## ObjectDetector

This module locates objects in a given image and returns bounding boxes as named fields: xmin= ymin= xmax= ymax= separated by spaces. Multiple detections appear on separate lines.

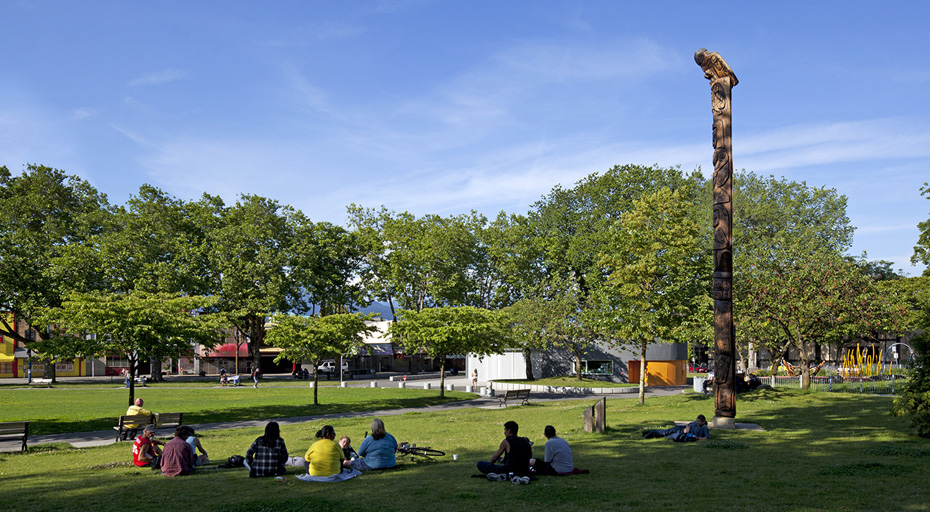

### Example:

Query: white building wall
xmin=467 ymin=350 xmax=526 ymax=381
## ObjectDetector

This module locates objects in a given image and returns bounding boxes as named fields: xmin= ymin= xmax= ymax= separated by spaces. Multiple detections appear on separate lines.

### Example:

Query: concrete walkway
xmin=1 ymin=376 xmax=688 ymax=452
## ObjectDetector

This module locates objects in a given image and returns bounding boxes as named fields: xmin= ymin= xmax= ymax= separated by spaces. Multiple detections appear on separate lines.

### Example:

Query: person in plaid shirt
xmin=246 ymin=421 xmax=288 ymax=478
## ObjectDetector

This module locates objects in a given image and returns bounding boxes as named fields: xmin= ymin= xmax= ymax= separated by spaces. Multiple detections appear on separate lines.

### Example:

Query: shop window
xmin=581 ymin=360 xmax=613 ymax=375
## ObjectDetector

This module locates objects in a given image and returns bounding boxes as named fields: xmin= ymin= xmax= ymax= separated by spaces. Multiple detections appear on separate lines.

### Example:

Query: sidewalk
xmin=0 ymin=379 xmax=687 ymax=452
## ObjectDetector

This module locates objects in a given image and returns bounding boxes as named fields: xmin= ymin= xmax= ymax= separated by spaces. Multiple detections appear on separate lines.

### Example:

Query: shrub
xmin=892 ymin=331 xmax=930 ymax=437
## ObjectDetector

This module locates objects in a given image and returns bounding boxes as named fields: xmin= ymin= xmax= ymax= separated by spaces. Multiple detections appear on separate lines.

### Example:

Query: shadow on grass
xmin=26 ymin=394 xmax=477 ymax=435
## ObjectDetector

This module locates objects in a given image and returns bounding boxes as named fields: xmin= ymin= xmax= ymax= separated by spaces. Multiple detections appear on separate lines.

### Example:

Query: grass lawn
xmin=2 ymin=388 xmax=928 ymax=512
xmin=495 ymin=376 xmax=638 ymax=388
xmin=0 ymin=387 xmax=475 ymax=435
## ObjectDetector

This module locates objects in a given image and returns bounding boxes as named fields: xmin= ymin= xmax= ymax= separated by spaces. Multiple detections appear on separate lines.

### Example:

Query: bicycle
xmin=396 ymin=441 xmax=445 ymax=462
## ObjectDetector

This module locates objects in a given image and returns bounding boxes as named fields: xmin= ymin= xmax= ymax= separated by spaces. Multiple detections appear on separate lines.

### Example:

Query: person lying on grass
xmin=477 ymin=420 xmax=532 ymax=480
xmin=642 ymin=414 xmax=710 ymax=442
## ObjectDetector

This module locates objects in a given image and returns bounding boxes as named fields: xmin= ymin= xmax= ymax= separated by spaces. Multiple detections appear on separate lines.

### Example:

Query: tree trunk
xmin=149 ymin=355 xmax=162 ymax=382
xmin=439 ymin=356 xmax=446 ymax=398
xmin=639 ymin=341 xmax=646 ymax=404
xmin=127 ymin=355 xmax=138 ymax=406
xmin=248 ymin=316 xmax=264 ymax=375
xmin=574 ymin=349 xmax=583 ymax=381
xmin=799 ymin=341 xmax=813 ymax=390
xmin=523 ymin=348 xmax=535 ymax=381
xmin=41 ymin=356 xmax=57 ymax=382
xmin=312 ymin=364 xmax=320 ymax=406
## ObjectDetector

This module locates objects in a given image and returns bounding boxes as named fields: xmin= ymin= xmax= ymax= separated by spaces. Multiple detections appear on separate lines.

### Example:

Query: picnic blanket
xmin=296 ymin=469 xmax=362 ymax=482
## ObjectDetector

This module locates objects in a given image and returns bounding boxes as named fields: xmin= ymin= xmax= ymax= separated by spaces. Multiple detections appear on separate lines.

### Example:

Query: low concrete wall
xmin=490 ymin=381 xmax=638 ymax=395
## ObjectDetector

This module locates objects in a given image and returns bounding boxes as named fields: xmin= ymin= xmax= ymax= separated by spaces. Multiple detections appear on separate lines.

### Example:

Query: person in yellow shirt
xmin=124 ymin=398 xmax=155 ymax=440
xmin=304 ymin=425 xmax=344 ymax=477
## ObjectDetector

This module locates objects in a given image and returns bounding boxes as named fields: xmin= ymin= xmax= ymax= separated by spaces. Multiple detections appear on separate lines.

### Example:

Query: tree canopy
xmin=266 ymin=313 xmax=376 ymax=405
xmin=389 ymin=306 xmax=510 ymax=396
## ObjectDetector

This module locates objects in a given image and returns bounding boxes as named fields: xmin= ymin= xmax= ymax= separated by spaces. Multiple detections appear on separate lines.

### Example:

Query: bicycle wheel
xmin=410 ymin=447 xmax=445 ymax=457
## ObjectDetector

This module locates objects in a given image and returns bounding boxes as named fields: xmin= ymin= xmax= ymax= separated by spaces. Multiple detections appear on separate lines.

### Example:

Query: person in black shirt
xmin=477 ymin=420 xmax=532 ymax=481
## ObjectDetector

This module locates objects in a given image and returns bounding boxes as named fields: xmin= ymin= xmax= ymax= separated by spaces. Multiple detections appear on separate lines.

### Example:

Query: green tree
xmin=912 ymin=182 xmax=930 ymax=272
xmin=43 ymin=291 xmax=219 ymax=404
xmin=58 ymin=185 xmax=214 ymax=380
xmin=291 ymin=218 xmax=367 ymax=317
xmin=740 ymin=251 xmax=907 ymax=388
xmin=524 ymin=165 xmax=708 ymax=382
xmin=201 ymin=194 xmax=297 ymax=371
xmin=388 ymin=306 xmax=510 ymax=397
xmin=733 ymin=172 xmax=856 ymax=375
xmin=0 ymin=164 xmax=109 ymax=381
xmin=594 ymin=187 xmax=709 ymax=403
xmin=265 ymin=313 xmax=376 ymax=405
xmin=505 ymin=275 xmax=600 ymax=381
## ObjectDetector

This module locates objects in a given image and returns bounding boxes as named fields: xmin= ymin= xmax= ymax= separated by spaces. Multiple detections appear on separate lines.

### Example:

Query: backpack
xmin=223 ymin=455 xmax=246 ymax=468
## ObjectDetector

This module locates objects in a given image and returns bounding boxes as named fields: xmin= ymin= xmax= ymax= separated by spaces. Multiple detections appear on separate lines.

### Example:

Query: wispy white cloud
xmin=72 ymin=107 xmax=95 ymax=120
xmin=128 ymin=69 xmax=188 ymax=87
xmin=736 ymin=119 xmax=930 ymax=172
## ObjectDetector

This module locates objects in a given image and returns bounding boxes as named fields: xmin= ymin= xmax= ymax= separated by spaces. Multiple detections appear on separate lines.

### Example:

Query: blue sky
xmin=2 ymin=1 xmax=928 ymax=275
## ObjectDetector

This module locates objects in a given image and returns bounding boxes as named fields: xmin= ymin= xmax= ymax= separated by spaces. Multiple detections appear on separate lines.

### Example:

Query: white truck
xmin=317 ymin=361 xmax=349 ymax=374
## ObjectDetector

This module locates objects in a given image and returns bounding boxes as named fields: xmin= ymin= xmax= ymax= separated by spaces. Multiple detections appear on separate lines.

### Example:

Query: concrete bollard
xmin=340 ymin=381 xmax=347 ymax=388
xmin=309 ymin=382 xmax=314 ymax=388
xmin=446 ymin=383 xmax=454 ymax=392
xmin=398 ymin=381 xmax=406 ymax=389
xmin=466 ymin=385 xmax=474 ymax=393
xmin=370 ymin=381 xmax=377 ymax=388
xmin=423 ymin=382 xmax=431 ymax=390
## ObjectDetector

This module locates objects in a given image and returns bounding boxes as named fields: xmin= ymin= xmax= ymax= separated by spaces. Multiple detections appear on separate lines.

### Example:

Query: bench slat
xmin=0 ymin=421 xmax=29 ymax=451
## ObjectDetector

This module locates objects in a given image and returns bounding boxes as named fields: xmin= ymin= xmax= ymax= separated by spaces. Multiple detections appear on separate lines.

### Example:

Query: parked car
xmin=689 ymin=363 xmax=709 ymax=374
xmin=317 ymin=361 xmax=349 ymax=374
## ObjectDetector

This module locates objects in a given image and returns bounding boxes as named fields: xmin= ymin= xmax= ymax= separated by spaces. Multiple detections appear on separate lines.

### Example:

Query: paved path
xmin=1 ymin=376 xmax=688 ymax=452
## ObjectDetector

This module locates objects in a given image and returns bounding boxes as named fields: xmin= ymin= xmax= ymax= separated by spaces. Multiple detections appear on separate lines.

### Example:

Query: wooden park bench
xmin=114 ymin=412 xmax=184 ymax=442
xmin=29 ymin=378 xmax=53 ymax=387
xmin=498 ymin=389 xmax=530 ymax=407
xmin=0 ymin=421 xmax=30 ymax=451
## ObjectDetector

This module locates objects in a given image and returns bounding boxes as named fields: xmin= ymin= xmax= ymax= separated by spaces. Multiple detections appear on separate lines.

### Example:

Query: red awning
xmin=204 ymin=343 xmax=249 ymax=357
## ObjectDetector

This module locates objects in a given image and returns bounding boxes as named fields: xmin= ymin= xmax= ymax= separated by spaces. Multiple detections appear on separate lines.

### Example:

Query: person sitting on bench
xmin=124 ymin=398 xmax=154 ymax=440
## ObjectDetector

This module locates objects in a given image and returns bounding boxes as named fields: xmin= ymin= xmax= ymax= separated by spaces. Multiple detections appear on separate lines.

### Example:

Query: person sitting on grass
xmin=132 ymin=424 xmax=163 ymax=468
xmin=642 ymin=414 xmax=711 ymax=442
xmin=338 ymin=435 xmax=358 ymax=465
xmin=305 ymin=425 xmax=344 ymax=477
xmin=529 ymin=425 xmax=573 ymax=475
xmin=179 ymin=426 xmax=209 ymax=467
xmin=477 ymin=420 xmax=533 ymax=482
xmin=349 ymin=418 xmax=397 ymax=471
xmin=160 ymin=425 xmax=195 ymax=477
xmin=245 ymin=421 xmax=289 ymax=478
xmin=124 ymin=398 xmax=154 ymax=440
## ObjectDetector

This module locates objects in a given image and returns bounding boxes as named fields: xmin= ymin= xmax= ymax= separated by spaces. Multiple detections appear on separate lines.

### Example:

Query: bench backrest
xmin=507 ymin=389 xmax=530 ymax=397
xmin=158 ymin=413 xmax=183 ymax=425
xmin=0 ymin=421 xmax=29 ymax=435
xmin=119 ymin=414 xmax=153 ymax=426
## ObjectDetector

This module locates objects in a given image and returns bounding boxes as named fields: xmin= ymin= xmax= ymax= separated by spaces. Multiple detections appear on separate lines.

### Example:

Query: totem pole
xmin=695 ymin=48 xmax=738 ymax=427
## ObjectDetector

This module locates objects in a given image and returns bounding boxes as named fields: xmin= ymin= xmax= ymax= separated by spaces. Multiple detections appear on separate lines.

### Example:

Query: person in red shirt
xmin=132 ymin=425 xmax=163 ymax=467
